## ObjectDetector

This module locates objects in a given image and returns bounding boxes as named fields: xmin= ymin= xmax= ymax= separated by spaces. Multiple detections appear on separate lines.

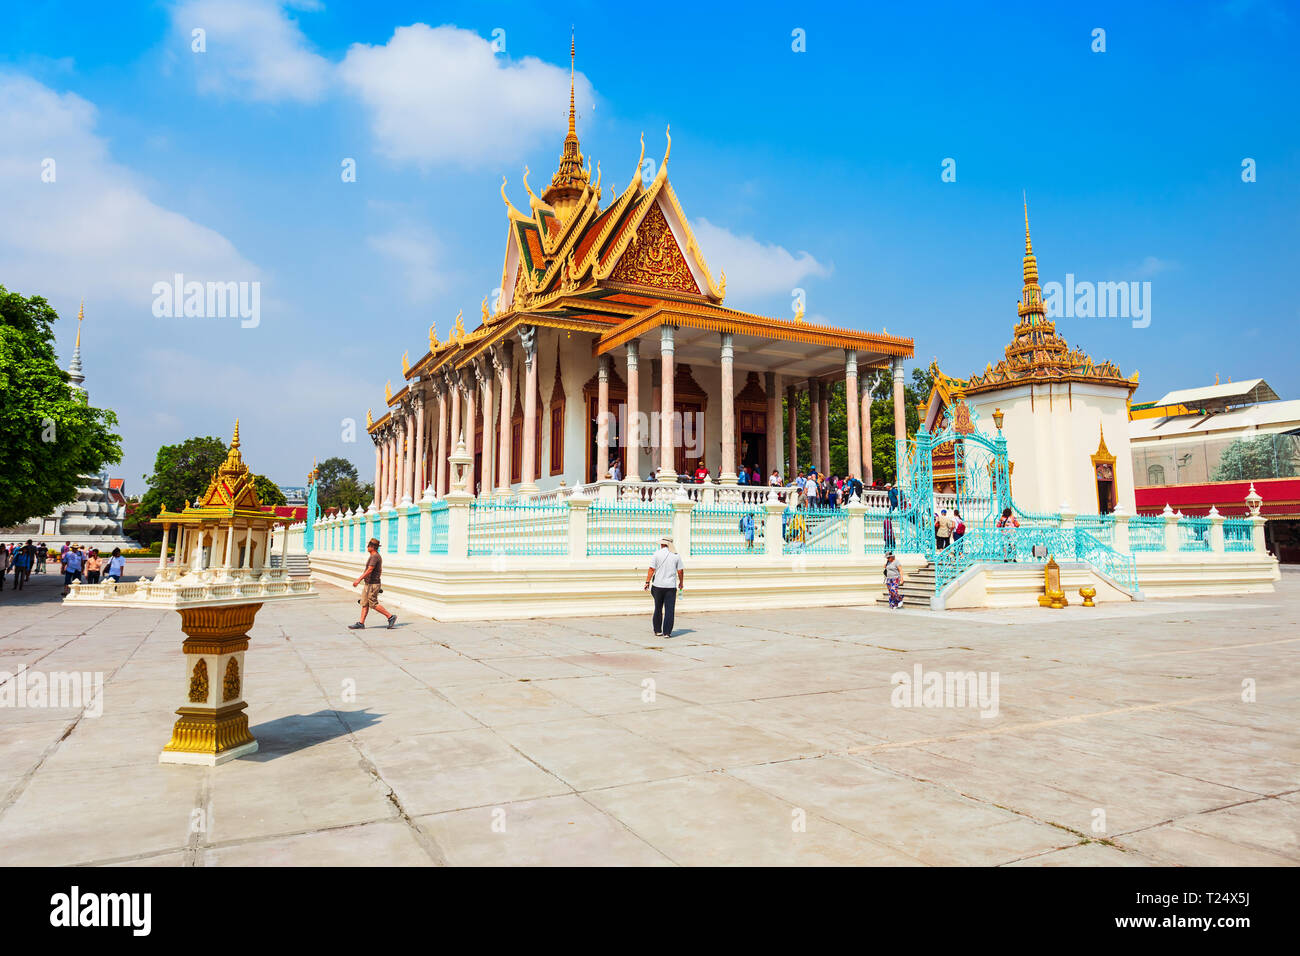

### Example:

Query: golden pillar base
xmin=160 ymin=603 xmax=263 ymax=766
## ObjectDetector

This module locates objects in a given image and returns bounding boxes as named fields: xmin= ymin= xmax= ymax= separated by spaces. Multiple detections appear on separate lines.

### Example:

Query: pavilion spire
xmin=1018 ymin=195 xmax=1044 ymax=324
xmin=542 ymin=30 xmax=590 ymax=220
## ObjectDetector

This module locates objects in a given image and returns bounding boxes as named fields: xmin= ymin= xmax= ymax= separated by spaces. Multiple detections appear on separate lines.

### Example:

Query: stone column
xmin=786 ymin=383 xmax=799 ymax=478
xmin=372 ymin=439 xmax=382 ymax=509
xmin=625 ymin=340 xmax=640 ymax=482
xmin=597 ymin=353 xmax=611 ymax=480
xmin=436 ymin=386 xmax=449 ymax=497
xmin=766 ymin=371 xmax=781 ymax=482
xmin=222 ymin=524 xmax=235 ymax=569
xmin=496 ymin=343 xmax=513 ymax=493
xmin=448 ymin=376 xmax=462 ymax=459
xmin=659 ymin=324 xmax=675 ymax=480
xmin=892 ymin=357 xmax=906 ymax=447
xmin=462 ymin=379 xmax=477 ymax=496
xmin=808 ymin=379 xmax=822 ymax=474
xmin=845 ymin=351 xmax=862 ymax=482
xmin=861 ymin=375 xmax=874 ymax=486
xmin=820 ymin=381 xmax=831 ymax=475
xmin=520 ymin=326 xmax=539 ymax=494
xmin=477 ymin=360 xmax=495 ymax=499
xmin=413 ymin=389 xmax=427 ymax=497
xmin=241 ymin=525 xmax=252 ymax=567
xmin=401 ymin=411 xmax=414 ymax=504
xmin=719 ymin=332 xmax=737 ymax=483
xmin=387 ymin=431 xmax=397 ymax=506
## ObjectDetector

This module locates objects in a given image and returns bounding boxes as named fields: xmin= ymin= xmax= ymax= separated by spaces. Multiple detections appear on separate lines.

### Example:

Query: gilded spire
xmin=542 ymin=31 xmax=590 ymax=219
xmin=231 ymin=418 xmax=241 ymax=450
xmin=1017 ymin=195 xmax=1043 ymax=323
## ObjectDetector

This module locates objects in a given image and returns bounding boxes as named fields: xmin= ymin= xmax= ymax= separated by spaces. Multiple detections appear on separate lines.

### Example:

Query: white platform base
xmin=159 ymin=740 xmax=258 ymax=766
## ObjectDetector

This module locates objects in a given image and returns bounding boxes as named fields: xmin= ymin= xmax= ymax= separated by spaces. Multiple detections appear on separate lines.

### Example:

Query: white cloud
xmin=1135 ymin=255 xmax=1179 ymax=278
xmin=0 ymin=73 xmax=259 ymax=311
xmin=366 ymin=227 xmax=443 ymax=303
xmin=338 ymin=24 xmax=594 ymax=168
xmin=691 ymin=217 xmax=831 ymax=300
xmin=170 ymin=0 xmax=331 ymax=103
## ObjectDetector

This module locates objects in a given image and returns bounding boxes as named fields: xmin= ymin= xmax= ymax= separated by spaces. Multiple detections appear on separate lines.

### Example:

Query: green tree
xmin=137 ymin=436 xmax=229 ymax=519
xmin=253 ymin=474 xmax=287 ymax=506
xmin=314 ymin=456 xmax=373 ymax=512
xmin=0 ymin=286 xmax=122 ymax=527
xmin=1212 ymin=435 xmax=1298 ymax=482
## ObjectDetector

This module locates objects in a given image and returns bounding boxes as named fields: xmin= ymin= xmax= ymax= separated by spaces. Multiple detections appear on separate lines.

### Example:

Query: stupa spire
xmin=67 ymin=298 xmax=86 ymax=390
xmin=1017 ymin=195 xmax=1044 ymax=323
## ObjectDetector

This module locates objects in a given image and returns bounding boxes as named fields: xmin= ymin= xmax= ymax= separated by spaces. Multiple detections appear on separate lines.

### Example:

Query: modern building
xmin=1129 ymin=378 xmax=1300 ymax=560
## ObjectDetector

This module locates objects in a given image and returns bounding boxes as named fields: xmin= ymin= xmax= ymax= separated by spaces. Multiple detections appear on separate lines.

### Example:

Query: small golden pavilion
xmin=365 ymin=40 xmax=916 ymax=504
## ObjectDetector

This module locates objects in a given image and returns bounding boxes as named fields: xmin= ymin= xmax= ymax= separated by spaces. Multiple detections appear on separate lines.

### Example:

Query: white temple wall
xmin=966 ymin=381 xmax=1136 ymax=516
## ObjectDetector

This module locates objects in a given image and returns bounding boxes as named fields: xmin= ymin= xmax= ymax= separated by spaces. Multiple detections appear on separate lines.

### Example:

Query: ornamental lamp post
xmin=63 ymin=422 xmax=317 ymax=766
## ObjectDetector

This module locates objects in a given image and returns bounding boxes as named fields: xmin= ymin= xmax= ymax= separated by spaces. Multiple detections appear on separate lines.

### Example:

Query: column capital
xmin=660 ymin=323 xmax=675 ymax=349
xmin=626 ymin=337 xmax=639 ymax=368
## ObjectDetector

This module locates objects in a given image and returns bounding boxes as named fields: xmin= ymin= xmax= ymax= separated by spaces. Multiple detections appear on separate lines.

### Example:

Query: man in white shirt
xmin=643 ymin=536 xmax=685 ymax=637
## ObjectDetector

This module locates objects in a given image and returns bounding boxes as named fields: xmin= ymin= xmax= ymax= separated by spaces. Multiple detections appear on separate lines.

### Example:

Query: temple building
xmin=1 ymin=302 xmax=140 ymax=548
xmin=365 ymin=45 xmax=914 ymax=502
xmin=923 ymin=204 xmax=1140 ymax=517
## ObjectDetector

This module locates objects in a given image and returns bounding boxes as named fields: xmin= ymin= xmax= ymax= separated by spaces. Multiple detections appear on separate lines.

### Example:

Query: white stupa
xmin=1 ymin=301 xmax=140 ymax=548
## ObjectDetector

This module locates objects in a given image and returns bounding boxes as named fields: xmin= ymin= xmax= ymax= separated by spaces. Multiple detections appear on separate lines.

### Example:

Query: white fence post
xmin=763 ymin=494 xmax=785 ymax=557
xmin=567 ymin=488 xmax=592 ymax=559
xmin=672 ymin=491 xmax=694 ymax=555
xmin=845 ymin=497 xmax=867 ymax=554
xmin=1208 ymin=506 xmax=1225 ymax=553
xmin=1111 ymin=504 xmax=1130 ymax=552
xmin=1162 ymin=504 xmax=1180 ymax=553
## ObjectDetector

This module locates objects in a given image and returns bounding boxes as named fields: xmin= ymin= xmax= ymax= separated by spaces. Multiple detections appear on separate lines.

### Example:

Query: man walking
xmin=349 ymin=537 xmax=397 ymax=629
xmin=644 ymin=535 xmax=684 ymax=638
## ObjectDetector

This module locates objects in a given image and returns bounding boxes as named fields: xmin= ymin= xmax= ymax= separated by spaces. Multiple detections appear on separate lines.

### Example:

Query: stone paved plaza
xmin=1 ymin=561 xmax=1297 ymax=866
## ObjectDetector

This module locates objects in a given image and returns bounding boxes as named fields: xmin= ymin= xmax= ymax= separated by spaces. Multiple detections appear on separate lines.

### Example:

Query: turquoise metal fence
xmin=783 ymin=506 xmax=848 ymax=555
xmin=691 ymin=504 xmax=763 ymax=555
xmin=468 ymin=499 xmax=568 ymax=556
xmin=428 ymin=502 xmax=449 ymax=554
xmin=864 ymin=508 xmax=895 ymax=555
xmin=386 ymin=513 xmax=398 ymax=552
xmin=370 ymin=517 xmax=380 ymax=547
xmin=1223 ymin=518 xmax=1254 ymax=552
xmin=1129 ymin=515 xmax=1165 ymax=552
xmin=348 ymin=521 xmax=354 ymax=551
xmin=588 ymin=502 xmax=672 ymax=556
xmin=1075 ymin=529 xmax=1139 ymax=593
xmin=1178 ymin=517 xmax=1211 ymax=552
xmin=1075 ymin=514 xmax=1114 ymax=544
xmin=932 ymin=526 xmax=1077 ymax=593
xmin=406 ymin=507 xmax=420 ymax=554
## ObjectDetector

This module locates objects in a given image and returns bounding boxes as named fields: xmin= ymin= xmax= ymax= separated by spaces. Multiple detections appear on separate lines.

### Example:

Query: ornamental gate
xmin=894 ymin=402 xmax=1011 ymax=561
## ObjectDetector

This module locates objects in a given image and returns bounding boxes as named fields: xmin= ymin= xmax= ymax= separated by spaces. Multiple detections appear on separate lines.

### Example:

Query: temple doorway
xmin=736 ymin=373 xmax=768 ymax=478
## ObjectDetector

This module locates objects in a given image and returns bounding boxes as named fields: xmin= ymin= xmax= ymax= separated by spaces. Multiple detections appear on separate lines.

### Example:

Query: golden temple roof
xmin=959 ymin=200 xmax=1137 ymax=396
xmin=153 ymin=421 xmax=281 ymax=525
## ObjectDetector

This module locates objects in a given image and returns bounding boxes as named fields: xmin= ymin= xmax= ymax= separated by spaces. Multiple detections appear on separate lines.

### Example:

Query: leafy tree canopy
xmin=0 ymin=286 xmax=122 ymax=527
xmin=315 ymin=456 xmax=373 ymax=512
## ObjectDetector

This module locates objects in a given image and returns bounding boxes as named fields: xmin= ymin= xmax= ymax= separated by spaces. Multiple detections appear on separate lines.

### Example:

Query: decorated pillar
xmin=436 ymin=385 xmax=449 ymax=497
xmin=372 ymin=437 xmax=382 ymax=509
xmin=845 ymin=350 xmax=862 ymax=482
xmin=476 ymin=358 xmax=495 ymax=498
xmin=520 ymin=325 xmax=539 ymax=493
xmin=786 ymin=383 xmax=799 ymax=477
xmin=659 ymin=324 xmax=675 ymax=480
xmin=495 ymin=343 xmax=513 ymax=492
xmin=157 ymin=523 xmax=171 ymax=572
xmin=808 ymin=379 xmax=822 ymax=474
xmin=461 ymin=374 xmax=477 ymax=495
xmin=766 ymin=371 xmax=781 ymax=482
xmin=401 ymin=410 xmax=414 ymax=504
xmin=413 ymin=389 xmax=427 ymax=497
xmin=597 ymin=354 xmax=612 ymax=479
xmin=719 ymin=332 xmax=737 ymax=483
xmin=819 ymin=380 xmax=831 ymax=475
xmin=625 ymin=340 xmax=640 ymax=482
xmin=448 ymin=373 xmax=462 ymax=470
xmin=861 ymin=375 xmax=874 ymax=486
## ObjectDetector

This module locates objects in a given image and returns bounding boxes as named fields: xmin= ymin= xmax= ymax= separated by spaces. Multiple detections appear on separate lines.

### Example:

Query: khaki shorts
xmin=360 ymin=582 xmax=382 ymax=609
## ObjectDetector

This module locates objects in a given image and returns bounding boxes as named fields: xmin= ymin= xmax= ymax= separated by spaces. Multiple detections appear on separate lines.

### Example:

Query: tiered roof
xmin=960 ymin=202 xmax=1138 ymax=396
xmin=154 ymin=422 xmax=280 ymax=526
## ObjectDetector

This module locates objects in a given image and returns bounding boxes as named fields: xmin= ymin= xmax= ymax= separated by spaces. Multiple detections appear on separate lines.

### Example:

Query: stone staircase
xmin=881 ymin=561 xmax=934 ymax=608
xmin=271 ymin=553 xmax=312 ymax=576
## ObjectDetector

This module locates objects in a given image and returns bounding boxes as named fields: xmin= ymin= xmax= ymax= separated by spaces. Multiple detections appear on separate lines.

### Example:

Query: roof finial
xmin=76 ymin=298 xmax=84 ymax=350
xmin=67 ymin=298 xmax=86 ymax=390
xmin=232 ymin=418 xmax=241 ymax=449
xmin=569 ymin=29 xmax=576 ymax=138
xmin=1023 ymin=190 xmax=1032 ymax=255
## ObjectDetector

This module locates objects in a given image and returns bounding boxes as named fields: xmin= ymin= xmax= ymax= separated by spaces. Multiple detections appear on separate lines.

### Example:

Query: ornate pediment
xmin=608 ymin=202 xmax=700 ymax=294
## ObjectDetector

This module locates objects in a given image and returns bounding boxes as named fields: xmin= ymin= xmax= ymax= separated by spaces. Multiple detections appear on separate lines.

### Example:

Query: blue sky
xmin=2 ymin=0 xmax=1297 ymax=486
